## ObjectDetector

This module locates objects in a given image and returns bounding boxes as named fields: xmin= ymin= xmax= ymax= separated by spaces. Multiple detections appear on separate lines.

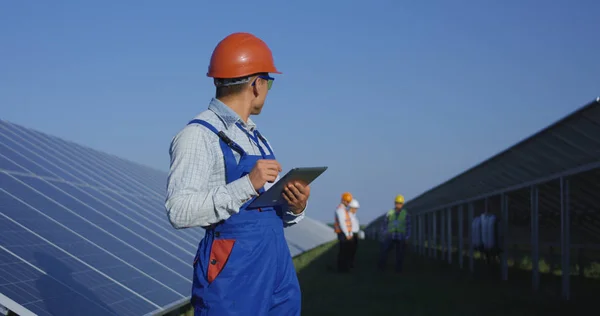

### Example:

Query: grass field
xmin=176 ymin=239 xmax=599 ymax=315
xmin=294 ymin=239 xmax=599 ymax=316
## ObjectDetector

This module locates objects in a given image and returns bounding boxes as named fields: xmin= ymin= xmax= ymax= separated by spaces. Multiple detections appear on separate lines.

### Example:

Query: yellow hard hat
xmin=394 ymin=194 xmax=405 ymax=204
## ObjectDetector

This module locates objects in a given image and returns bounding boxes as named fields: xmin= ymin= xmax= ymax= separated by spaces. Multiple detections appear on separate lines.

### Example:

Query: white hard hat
xmin=348 ymin=199 xmax=360 ymax=208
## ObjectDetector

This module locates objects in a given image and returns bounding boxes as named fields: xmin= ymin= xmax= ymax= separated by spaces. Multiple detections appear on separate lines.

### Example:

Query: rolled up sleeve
xmin=281 ymin=203 xmax=307 ymax=227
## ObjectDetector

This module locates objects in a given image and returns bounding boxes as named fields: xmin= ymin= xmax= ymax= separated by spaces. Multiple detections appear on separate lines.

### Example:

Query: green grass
xmin=427 ymin=242 xmax=600 ymax=278
xmin=326 ymin=223 xmax=367 ymax=230
xmin=174 ymin=240 xmax=600 ymax=315
xmin=295 ymin=240 xmax=600 ymax=316
xmin=293 ymin=240 xmax=338 ymax=270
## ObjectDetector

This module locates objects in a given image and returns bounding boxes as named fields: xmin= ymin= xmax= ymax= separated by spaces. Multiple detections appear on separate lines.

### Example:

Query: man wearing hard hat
xmin=348 ymin=199 xmax=361 ymax=268
xmin=378 ymin=194 xmax=411 ymax=273
xmin=165 ymin=32 xmax=310 ymax=316
xmin=334 ymin=192 xmax=354 ymax=273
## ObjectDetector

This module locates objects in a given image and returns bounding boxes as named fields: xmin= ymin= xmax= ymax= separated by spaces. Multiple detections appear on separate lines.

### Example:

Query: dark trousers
xmin=349 ymin=234 xmax=359 ymax=267
xmin=337 ymin=233 xmax=353 ymax=272
xmin=378 ymin=238 xmax=407 ymax=272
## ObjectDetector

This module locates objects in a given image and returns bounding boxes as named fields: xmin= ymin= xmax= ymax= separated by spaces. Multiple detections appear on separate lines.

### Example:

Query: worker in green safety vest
xmin=378 ymin=194 xmax=411 ymax=273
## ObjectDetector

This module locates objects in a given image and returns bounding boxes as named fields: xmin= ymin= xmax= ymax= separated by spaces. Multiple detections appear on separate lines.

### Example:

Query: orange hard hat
xmin=341 ymin=192 xmax=353 ymax=203
xmin=207 ymin=32 xmax=282 ymax=79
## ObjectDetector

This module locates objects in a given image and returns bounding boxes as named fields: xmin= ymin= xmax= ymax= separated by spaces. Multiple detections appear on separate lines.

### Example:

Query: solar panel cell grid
xmin=0 ymin=187 xmax=186 ymax=302
xmin=0 ymin=142 xmax=55 ymax=179
xmin=0 ymin=212 xmax=157 ymax=316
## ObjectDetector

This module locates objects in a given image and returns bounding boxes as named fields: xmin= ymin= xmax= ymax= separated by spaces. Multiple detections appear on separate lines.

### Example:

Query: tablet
xmin=246 ymin=166 xmax=328 ymax=209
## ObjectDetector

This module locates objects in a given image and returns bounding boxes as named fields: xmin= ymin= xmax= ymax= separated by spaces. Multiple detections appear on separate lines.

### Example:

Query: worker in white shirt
xmin=333 ymin=192 xmax=353 ymax=273
xmin=165 ymin=32 xmax=310 ymax=316
xmin=348 ymin=199 xmax=360 ymax=268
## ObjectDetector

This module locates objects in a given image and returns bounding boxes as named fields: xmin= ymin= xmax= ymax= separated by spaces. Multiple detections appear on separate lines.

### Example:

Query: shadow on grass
xmin=294 ymin=239 xmax=600 ymax=316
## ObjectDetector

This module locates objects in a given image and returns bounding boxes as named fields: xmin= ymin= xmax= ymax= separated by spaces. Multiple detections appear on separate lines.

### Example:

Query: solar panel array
xmin=0 ymin=119 xmax=335 ymax=316
xmin=365 ymin=97 xmax=600 ymax=232
xmin=405 ymin=97 xmax=600 ymax=214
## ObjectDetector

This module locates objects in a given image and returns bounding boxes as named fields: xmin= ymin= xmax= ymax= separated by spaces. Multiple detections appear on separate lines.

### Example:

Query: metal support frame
xmin=441 ymin=209 xmax=446 ymax=259
xmin=421 ymin=214 xmax=425 ymax=256
xmin=428 ymin=213 xmax=433 ymax=258
xmin=422 ymin=214 xmax=426 ymax=256
xmin=419 ymin=215 xmax=427 ymax=256
xmin=484 ymin=197 xmax=489 ymax=213
xmin=458 ymin=205 xmax=464 ymax=269
xmin=531 ymin=185 xmax=540 ymax=292
xmin=560 ymin=176 xmax=571 ymax=300
xmin=417 ymin=214 xmax=421 ymax=253
xmin=420 ymin=215 xmax=425 ymax=256
xmin=447 ymin=207 xmax=452 ymax=264
xmin=0 ymin=293 xmax=35 ymax=316
xmin=409 ymin=175 xmax=575 ymax=300
xmin=413 ymin=215 xmax=418 ymax=252
xmin=468 ymin=202 xmax=474 ymax=272
xmin=501 ymin=193 xmax=509 ymax=281
xmin=433 ymin=211 xmax=437 ymax=259
xmin=411 ymin=159 xmax=600 ymax=215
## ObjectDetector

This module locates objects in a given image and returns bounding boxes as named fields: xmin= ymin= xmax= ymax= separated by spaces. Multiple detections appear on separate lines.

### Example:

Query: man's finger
xmin=293 ymin=182 xmax=310 ymax=194
xmin=286 ymin=183 xmax=302 ymax=196
xmin=265 ymin=169 xmax=279 ymax=178
xmin=283 ymin=188 xmax=296 ymax=203
xmin=264 ymin=160 xmax=281 ymax=168
xmin=264 ymin=163 xmax=281 ymax=172
xmin=291 ymin=180 xmax=307 ymax=188
xmin=288 ymin=186 xmax=306 ymax=204
xmin=265 ymin=165 xmax=280 ymax=174
xmin=261 ymin=160 xmax=282 ymax=171
xmin=282 ymin=192 xmax=292 ymax=204
xmin=288 ymin=188 xmax=301 ymax=203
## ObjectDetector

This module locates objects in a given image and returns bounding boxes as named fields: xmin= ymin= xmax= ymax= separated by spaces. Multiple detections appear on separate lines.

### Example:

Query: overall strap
xmin=188 ymin=119 xmax=246 ymax=157
xmin=254 ymin=130 xmax=274 ymax=157
xmin=235 ymin=122 xmax=268 ymax=157
xmin=187 ymin=119 xmax=244 ymax=184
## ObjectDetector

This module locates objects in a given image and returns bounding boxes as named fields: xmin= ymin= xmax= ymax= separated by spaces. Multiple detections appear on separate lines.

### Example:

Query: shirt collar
xmin=208 ymin=98 xmax=257 ymax=131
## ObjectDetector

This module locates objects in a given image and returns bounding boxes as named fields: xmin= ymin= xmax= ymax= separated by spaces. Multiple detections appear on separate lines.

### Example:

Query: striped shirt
xmin=165 ymin=98 xmax=306 ymax=229
xmin=380 ymin=210 xmax=411 ymax=240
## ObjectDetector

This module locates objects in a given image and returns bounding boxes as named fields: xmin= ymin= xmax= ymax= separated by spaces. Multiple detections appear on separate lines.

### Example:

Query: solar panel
xmin=0 ymin=119 xmax=335 ymax=316
xmin=284 ymin=217 xmax=337 ymax=257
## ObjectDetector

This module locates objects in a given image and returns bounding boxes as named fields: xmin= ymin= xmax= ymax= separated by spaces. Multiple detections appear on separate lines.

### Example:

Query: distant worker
xmin=479 ymin=210 xmax=502 ymax=265
xmin=165 ymin=32 xmax=310 ymax=316
xmin=471 ymin=213 xmax=483 ymax=252
xmin=378 ymin=194 xmax=411 ymax=273
xmin=334 ymin=192 xmax=354 ymax=273
xmin=348 ymin=198 xmax=360 ymax=268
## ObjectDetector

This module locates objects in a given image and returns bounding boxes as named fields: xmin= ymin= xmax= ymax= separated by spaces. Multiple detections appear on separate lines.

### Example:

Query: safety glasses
xmin=252 ymin=75 xmax=275 ymax=90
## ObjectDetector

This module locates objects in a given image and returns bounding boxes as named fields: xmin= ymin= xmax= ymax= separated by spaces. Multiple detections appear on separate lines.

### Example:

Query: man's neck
xmin=217 ymin=97 xmax=251 ymax=123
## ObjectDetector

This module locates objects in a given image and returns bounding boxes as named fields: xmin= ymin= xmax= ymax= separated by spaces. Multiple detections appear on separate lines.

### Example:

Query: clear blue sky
xmin=1 ymin=0 xmax=599 ymax=224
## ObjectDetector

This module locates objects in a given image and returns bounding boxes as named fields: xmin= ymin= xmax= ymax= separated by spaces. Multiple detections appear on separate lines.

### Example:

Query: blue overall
xmin=188 ymin=119 xmax=301 ymax=316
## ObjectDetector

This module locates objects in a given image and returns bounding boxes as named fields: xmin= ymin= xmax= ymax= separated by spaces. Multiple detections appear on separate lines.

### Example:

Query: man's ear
xmin=252 ymin=83 xmax=260 ymax=97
